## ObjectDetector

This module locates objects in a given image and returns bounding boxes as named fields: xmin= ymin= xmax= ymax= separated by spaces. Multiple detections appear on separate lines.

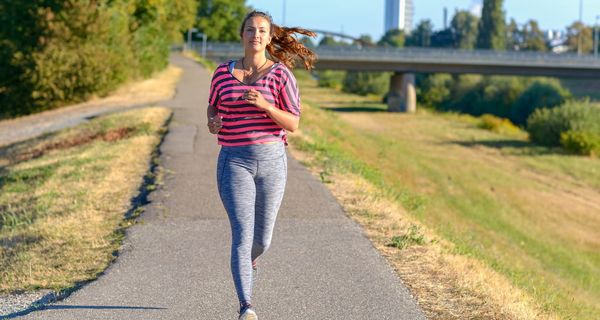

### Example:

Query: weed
xmin=387 ymin=225 xmax=426 ymax=249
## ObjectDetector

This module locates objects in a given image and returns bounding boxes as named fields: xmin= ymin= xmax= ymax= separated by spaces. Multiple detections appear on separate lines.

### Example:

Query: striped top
xmin=208 ymin=60 xmax=301 ymax=146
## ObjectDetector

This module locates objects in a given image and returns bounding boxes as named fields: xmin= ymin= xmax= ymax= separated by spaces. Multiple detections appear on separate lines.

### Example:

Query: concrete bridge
xmin=194 ymin=42 xmax=600 ymax=112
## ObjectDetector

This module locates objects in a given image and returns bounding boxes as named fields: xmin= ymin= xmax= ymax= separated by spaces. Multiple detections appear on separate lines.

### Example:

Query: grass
xmin=288 ymin=70 xmax=600 ymax=319
xmin=0 ymin=107 xmax=172 ymax=293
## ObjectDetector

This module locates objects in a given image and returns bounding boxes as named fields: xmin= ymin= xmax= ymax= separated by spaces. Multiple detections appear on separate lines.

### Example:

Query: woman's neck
xmin=242 ymin=53 xmax=268 ymax=71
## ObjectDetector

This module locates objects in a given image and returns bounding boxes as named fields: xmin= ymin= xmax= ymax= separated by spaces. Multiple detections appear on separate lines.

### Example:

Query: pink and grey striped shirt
xmin=208 ymin=60 xmax=301 ymax=146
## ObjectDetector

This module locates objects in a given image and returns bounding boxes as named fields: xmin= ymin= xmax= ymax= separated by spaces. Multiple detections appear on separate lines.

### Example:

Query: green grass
xmin=291 ymin=71 xmax=600 ymax=319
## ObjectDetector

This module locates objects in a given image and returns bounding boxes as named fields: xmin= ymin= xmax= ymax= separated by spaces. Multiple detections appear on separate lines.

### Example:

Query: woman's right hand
xmin=207 ymin=116 xmax=223 ymax=134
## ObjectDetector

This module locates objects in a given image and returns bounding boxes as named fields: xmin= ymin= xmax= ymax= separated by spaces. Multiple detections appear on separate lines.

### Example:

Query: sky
xmin=245 ymin=0 xmax=600 ymax=41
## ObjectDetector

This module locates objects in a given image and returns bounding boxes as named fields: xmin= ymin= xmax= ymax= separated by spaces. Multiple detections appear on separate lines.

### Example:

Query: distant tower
xmin=384 ymin=0 xmax=414 ymax=33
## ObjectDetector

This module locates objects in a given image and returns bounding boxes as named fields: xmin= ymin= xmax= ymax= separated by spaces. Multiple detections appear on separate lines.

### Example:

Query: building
xmin=384 ymin=0 xmax=414 ymax=34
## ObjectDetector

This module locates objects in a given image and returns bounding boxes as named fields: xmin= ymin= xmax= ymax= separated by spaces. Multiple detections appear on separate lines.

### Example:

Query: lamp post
xmin=187 ymin=27 xmax=198 ymax=51
xmin=282 ymin=0 xmax=287 ymax=25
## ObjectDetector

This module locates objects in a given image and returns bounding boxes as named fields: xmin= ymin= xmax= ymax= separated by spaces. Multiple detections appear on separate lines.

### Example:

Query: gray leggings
xmin=217 ymin=142 xmax=287 ymax=304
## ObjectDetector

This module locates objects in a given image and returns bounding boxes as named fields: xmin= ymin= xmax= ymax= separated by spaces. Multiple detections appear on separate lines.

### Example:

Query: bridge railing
xmin=193 ymin=41 xmax=600 ymax=67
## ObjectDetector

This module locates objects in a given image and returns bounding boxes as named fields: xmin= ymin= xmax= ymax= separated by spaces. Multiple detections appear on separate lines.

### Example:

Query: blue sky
xmin=246 ymin=0 xmax=600 ymax=41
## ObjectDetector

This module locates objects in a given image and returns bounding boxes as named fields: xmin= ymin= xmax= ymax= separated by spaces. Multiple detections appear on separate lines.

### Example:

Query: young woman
xmin=206 ymin=10 xmax=316 ymax=320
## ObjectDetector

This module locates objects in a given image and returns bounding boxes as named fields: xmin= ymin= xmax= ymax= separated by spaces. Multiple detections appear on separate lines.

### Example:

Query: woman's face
xmin=242 ymin=16 xmax=271 ymax=52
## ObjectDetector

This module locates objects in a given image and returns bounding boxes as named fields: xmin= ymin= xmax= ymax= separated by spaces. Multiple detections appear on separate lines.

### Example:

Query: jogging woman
xmin=206 ymin=10 xmax=316 ymax=320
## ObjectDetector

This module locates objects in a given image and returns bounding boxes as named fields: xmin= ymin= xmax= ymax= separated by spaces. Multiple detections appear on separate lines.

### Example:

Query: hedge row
xmin=0 ymin=0 xmax=196 ymax=119
xmin=417 ymin=74 xmax=572 ymax=125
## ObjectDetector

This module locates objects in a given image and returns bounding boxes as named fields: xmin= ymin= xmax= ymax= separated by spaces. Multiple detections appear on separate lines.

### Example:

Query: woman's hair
xmin=239 ymin=10 xmax=317 ymax=70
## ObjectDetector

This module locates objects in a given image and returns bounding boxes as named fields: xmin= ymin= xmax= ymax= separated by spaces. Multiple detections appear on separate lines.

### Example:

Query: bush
xmin=560 ymin=130 xmax=600 ymax=156
xmin=478 ymin=114 xmax=522 ymax=135
xmin=0 ymin=0 xmax=197 ymax=119
xmin=450 ymin=76 xmax=527 ymax=118
xmin=526 ymin=100 xmax=600 ymax=147
xmin=417 ymin=73 xmax=452 ymax=107
xmin=316 ymin=70 xmax=345 ymax=90
xmin=419 ymin=74 xmax=571 ymax=127
xmin=342 ymin=71 xmax=391 ymax=96
xmin=510 ymin=78 xmax=571 ymax=125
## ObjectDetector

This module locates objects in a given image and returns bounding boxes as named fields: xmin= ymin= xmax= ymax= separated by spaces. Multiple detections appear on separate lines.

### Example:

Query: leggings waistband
xmin=220 ymin=142 xmax=285 ymax=160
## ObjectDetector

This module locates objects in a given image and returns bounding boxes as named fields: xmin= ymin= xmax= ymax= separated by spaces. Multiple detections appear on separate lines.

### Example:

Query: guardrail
xmin=193 ymin=42 xmax=600 ymax=68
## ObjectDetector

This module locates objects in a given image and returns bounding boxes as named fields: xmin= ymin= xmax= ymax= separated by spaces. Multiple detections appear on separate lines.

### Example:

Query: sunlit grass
xmin=290 ymin=71 xmax=600 ymax=319
xmin=0 ymin=107 xmax=171 ymax=293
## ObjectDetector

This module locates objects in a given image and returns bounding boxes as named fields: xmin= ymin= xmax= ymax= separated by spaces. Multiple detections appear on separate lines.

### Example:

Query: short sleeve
xmin=277 ymin=68 xmax=301 ymax=117
xmin=208 ymin=64 xmax=227 ymax=107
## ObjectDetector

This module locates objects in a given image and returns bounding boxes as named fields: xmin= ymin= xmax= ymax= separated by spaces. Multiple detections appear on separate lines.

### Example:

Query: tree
xmin=431 ymin=28 xmax=453 ymax=48
xmin=354 ymin=34 xmax=374 ymax=47
xmin=566 ymin=21 xmax=594 ymax=53
xmin=378 ymin=29 xmax=405 ymax=47
xmin=318 ymin=36 xmax=348 ymax=47
xmin=196 ymin=0 xmax=248 ymax=42
xmin=406 ymin=20 xmax=432 ymax=47
xmin=451 ymin=10 xmax=479 ymax=49
xmin=521 ymin=20 xmax=547 ymax=52
xmin=476 ymin=0 xmax=506 ymax=50
xmin=505 ymin=18 xmax=521 ymax=50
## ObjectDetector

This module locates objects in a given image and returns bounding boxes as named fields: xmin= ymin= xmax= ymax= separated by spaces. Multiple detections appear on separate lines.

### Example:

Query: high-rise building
xmin=384 ymin=0 xmax=414 ymax=34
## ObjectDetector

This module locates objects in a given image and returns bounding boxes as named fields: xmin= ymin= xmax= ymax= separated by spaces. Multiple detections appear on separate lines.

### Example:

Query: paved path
xmin=16 ymin=54 xmax=426 ymax=320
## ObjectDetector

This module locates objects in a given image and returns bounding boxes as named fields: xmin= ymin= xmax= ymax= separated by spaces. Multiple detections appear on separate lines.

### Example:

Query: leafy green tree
xmin=0 ymin=0 xmax=196 ymax=118
xmin=354 ymin=34 xmax=374 ymax=47
xmin=319 ymin=36 xmax=349 ymax=46
xmin=566 ymin=21 xmax=594 ymax=53
xmin=406 ymin=20 xmax=432 ymax=47
xmin=521 ymin=20 xmax=547 ymax=52
xmin=431 ymin=28 xmax=453 ymax=48
xmin=476 ymin=0 xmax=506 ymax=50
xmin=196 ymin=0 xmax=248 ymax=41
xmin=378 ymin=29 xmax=405 ymax=47
xmin=505 ymin=18 xmax=521 ymax=50
xmin=451 ymin=10 xmax=479 ymax=49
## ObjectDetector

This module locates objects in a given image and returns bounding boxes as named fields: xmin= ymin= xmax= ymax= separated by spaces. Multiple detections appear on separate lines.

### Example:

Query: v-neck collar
xmin=229 ymin=60 xmax=279 ymax=86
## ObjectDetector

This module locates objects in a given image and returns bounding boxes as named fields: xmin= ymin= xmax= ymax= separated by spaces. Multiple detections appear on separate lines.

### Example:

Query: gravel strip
xmin=0 ymin=290 xmax=59 ymax=318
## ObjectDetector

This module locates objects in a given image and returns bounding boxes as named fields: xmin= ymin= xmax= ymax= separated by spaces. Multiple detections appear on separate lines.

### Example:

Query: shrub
xmin=478 ymin=114 xmax=522 ymax=135
xmin=342 ymin=71 xmax=391 ymax=96
xmin=417 ymin=73 xmax=452 ymax=107
xmin=0 ymin=0 xmax=196 ymax=119
xmin=560 ymin=131 xmax=600 ymax=156
xmin=526 ymin=100 xmax=600 ymax=147
xmin=510 ymin=78 xmax=571 ymax=125
xmin=450 ymin=76 xmax=527 ymax=117
xmin=316 ymin=70 xmax=345 ymax=90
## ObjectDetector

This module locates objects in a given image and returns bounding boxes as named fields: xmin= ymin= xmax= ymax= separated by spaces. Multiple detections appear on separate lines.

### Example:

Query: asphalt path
xmin=16 ymin=54 xmax=426 ymax=320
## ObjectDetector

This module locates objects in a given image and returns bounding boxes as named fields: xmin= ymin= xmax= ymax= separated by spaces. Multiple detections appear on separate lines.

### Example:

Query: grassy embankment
xmin=0 ymin=68 xmax=179 ymax=293
xmin=288 ymin=71 xmax=600 ymax=319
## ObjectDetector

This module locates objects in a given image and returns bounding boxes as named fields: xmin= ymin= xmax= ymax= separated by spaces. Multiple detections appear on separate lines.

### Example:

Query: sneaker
xmin=239 ymin=306 xmax=258 ymax=320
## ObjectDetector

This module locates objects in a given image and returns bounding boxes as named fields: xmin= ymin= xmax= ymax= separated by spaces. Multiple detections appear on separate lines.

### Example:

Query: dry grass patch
xmin=0 ymin=107 xmax=172 ymax=293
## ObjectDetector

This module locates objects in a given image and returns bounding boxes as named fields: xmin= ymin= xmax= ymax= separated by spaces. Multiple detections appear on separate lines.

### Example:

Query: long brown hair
xmin=240 ymin=10 xmax=317 ymax=70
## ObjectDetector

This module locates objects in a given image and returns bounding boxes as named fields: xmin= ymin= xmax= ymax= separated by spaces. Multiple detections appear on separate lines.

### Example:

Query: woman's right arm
xmin=207 ymin=105 xmax=222 ymax=134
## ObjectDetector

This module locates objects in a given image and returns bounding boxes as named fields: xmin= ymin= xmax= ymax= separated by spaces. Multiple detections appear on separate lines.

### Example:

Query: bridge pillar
xmin=387 ymin=72 xmax=416 ymax=113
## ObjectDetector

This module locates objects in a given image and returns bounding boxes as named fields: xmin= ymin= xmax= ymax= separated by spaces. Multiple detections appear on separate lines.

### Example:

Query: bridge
xmin=193 ymin=42 xmax=600 ymax=112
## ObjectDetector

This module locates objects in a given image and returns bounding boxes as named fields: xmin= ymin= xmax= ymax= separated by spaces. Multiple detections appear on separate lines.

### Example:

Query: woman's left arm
xmin=243 ymin=89 xmax=299 ymax=132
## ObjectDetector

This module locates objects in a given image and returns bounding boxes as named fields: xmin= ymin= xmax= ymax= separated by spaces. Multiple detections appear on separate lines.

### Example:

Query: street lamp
xmin=187 ymin=27 xmax=198 ymax=51
xmin=282 ymin=0 xmax=287 ymax=26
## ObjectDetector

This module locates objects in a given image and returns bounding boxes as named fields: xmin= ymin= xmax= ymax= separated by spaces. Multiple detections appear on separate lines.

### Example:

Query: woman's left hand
xmin=243 ymin=89 xmax=271 ymax=111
